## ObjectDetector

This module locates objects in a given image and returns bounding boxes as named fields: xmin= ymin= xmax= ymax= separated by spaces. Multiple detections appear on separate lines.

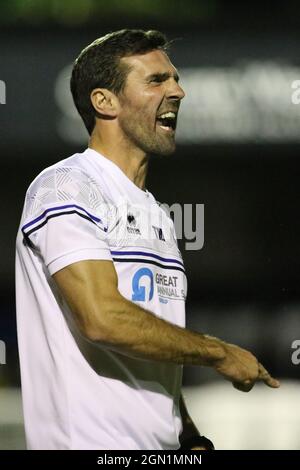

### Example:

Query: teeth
xmin=158 ymin=111 xmax=176 ymax=119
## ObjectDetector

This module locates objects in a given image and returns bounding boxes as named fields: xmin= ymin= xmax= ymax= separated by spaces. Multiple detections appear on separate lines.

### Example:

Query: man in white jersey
xmin=16 ymin=29 xmax=280 ymax=450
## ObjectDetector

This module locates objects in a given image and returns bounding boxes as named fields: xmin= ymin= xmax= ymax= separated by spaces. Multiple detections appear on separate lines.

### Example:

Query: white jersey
xmin=16 ymin=148 xmax=187 ymax=450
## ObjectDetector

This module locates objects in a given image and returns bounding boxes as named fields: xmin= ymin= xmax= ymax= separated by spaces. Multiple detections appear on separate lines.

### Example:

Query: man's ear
xmin=90 ymin=88 xmax=119 ymax=118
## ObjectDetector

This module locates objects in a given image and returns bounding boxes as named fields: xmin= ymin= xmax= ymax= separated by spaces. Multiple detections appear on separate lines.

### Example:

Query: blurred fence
xmin=1 ymin=382 xmax=300 ymax=450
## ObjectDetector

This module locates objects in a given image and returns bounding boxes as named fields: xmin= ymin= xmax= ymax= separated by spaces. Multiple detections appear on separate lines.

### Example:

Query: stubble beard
xmin=118 ymin=110 xmax=176 ymax=157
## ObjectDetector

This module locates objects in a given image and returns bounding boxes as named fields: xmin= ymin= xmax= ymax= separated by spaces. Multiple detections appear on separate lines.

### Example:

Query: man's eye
xmin=151 ymin=77 xmax=163 ymax=84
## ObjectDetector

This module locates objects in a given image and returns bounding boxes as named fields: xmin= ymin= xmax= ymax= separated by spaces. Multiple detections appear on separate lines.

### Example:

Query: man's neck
xmin=89 ymin=131 xmax=149 ymax=190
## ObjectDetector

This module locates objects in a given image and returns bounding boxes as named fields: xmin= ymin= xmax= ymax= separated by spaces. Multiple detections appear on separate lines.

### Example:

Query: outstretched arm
xmin=53 ymin=259 xmax=280 ymax=392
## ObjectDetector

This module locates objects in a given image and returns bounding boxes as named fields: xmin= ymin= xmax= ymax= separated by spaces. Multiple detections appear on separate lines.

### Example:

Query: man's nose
xmin=167 ymin=79 xmax=185 ymax=101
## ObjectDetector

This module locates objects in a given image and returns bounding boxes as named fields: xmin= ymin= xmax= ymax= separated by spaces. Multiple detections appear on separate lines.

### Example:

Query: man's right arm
xmin=53 ymin=259 xmax=280 ymax=391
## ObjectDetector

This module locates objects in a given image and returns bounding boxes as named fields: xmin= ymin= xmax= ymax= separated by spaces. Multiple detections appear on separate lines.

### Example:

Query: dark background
xmin=0 ymin=0 xmax=299 ymax=391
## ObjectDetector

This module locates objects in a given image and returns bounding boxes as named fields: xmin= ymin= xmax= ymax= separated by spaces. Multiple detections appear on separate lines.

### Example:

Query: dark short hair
xmin=70 ymin=29 xmax=169 ymax=135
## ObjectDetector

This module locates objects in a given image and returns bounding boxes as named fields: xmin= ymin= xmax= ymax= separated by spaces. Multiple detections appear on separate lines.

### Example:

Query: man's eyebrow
xmin=146 ymin=71 xmax=180 ymax=83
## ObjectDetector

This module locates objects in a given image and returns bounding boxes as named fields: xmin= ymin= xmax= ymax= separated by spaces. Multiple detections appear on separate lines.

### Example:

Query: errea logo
xmin=127 ymin=212 xmax=141 ymax=235
xmin=127 ymin=214 xmax=136 ymax=225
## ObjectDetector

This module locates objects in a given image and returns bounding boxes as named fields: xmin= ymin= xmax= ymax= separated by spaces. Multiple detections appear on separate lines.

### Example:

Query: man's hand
xmin=180 ymin=435 xmax=215 ymax=450
xmin=213 ymin=341 xmax=280 ymax=392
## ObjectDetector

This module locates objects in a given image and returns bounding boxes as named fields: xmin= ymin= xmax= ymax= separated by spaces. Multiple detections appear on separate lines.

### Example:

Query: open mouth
xmin=156 ymin=111 xmax=177 ymax=132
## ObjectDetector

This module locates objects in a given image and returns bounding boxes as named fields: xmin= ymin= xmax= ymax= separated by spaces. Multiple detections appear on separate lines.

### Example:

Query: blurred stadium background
xmin=0 ymin=0 xmax=299 ymax=449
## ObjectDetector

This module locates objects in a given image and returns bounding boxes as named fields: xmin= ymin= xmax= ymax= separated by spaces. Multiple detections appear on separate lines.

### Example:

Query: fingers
xmin=232 ymin=363 xmax=280 ymax=392
xmin=258 ymin=363 xmax=280 ymax=388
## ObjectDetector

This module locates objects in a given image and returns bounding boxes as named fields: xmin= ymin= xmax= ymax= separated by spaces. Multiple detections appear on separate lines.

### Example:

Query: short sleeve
xmin=21 ymin=166 xmax=113 ymax=275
